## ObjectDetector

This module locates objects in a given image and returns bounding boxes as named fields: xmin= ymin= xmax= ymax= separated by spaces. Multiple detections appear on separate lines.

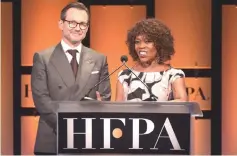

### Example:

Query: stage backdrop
xmin=1 ymin=0 xmax=236 ymax=155
xmin=222 ymin=5 xmax=237 ymax=155
xmin=1 ymin=2 xmax=13 ymax=155
xmin=20 ymin=0 xmax=211 ymax=154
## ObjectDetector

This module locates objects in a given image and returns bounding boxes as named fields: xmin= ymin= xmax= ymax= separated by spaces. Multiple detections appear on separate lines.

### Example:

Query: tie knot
xmin=68 ymin=49 xmax=78 ymax=57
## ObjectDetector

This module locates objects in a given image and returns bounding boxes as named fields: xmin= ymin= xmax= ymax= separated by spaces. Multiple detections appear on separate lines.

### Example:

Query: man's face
xmin=59 ymin=8 xmax=89 ymax=46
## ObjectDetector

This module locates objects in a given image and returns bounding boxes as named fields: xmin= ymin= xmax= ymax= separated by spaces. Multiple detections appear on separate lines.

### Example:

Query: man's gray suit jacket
xmin=31 ymin=43 xmax=111 ymax=153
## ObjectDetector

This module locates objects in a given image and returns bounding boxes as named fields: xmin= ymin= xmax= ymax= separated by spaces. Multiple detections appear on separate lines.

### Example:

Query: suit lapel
xmin=76 ymin=45 xmax=95 ymax=92
xmin=50 ymin=43 xmax=75 ymax=87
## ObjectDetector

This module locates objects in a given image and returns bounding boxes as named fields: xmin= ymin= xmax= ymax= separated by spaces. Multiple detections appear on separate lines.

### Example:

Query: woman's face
xmin=134 ymin=35 xmax=157 ymax=64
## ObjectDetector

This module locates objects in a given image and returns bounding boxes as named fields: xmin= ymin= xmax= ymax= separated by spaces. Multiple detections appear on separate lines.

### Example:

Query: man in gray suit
xmin=31 ymin=2 xmax=111 ymax=155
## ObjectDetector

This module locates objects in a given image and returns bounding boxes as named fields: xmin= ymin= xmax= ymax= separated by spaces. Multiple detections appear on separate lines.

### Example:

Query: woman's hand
xmin=96 ymin=91 xmax=102 ymax=101
xmin=171 ymin=78 xmax=188 ymax=102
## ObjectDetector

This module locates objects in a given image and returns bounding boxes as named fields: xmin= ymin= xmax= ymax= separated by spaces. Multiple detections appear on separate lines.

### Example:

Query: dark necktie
xmin=67 ymin=49 xmax=78 ymax=78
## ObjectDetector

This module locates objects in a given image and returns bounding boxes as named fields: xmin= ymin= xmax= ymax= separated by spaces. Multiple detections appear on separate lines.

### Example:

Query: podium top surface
xmin=56 ymin=101 xmax=203 ymax=117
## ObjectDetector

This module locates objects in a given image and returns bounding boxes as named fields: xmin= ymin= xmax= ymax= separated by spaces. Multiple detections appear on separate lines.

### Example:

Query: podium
xmin=56 ymin=101 xmax=202 ymax=155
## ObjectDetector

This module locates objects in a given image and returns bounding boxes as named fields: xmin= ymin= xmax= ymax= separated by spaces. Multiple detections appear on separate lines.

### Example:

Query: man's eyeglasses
xmin=63 ymin=19 xmax=88 ymax=30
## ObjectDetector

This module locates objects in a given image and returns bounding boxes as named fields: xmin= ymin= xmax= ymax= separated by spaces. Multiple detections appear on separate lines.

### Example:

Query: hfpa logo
xmin=186 ymin=87 xmax=210 ymax=101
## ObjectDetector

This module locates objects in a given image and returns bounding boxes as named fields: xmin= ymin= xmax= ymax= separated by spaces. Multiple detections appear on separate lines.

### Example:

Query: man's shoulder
xmin=32 ymin=44 xmax=60 ymax=64
xmin=36 ymin=45 xmax=57 ymax=56
xmin=83 ymin=46 xmax=105 ymax=58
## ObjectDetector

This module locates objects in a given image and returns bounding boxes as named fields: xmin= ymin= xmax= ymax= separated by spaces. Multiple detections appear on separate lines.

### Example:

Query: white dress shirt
xmin=61 ymin=40 xmax=82 ymax=64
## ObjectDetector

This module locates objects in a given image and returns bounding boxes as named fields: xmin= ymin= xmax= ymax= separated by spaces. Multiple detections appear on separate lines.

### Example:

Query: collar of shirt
xmin=61 ymin=39 xmax=82 ymax=53
xmin=61 ymin=40 xmax=81 ymax=64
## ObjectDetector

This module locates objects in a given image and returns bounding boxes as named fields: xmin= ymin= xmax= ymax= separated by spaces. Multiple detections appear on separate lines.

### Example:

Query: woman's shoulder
xmin=168 ymin=67 xmax=185 ymax=75
xmin=167 ymin=67 xmax=185 ymax=83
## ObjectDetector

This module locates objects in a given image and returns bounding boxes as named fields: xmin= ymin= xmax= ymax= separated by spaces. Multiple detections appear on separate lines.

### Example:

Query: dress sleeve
xmin=170 ymin=69 xmax=185 ymax=84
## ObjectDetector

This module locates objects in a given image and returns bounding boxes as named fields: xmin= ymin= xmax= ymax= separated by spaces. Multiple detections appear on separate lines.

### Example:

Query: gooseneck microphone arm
xmin=82 ymin=56 xmax=128 ymax=101
xmin=86 ymin=62 xmax=125 ymax=96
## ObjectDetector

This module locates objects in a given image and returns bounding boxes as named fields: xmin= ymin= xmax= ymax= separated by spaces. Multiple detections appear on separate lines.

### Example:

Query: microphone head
xmin=120 ymin=55 xmax=128 ymax=62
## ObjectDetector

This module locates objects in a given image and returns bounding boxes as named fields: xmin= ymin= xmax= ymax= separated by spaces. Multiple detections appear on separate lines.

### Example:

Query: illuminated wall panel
xmin=21 ymin=0 xmax=76 ymax=66
xmin=21 ymin=116 xmax=39 ymax=155
xmin=155 ymin=1 xmax=211 ymax=154
xmin=186 ymin=78 xmax=211 ymax=110
xmin=1 ymin=2 xmax=13 ymax=155
xmin=222 ymin=5 xmax=237 ymax=155
xmin=155 ymin=0 xmax=211 ymax=68
xmin=21 ymin=1 xmax=77 ymax=154
xmin=90 ymin=6 xmax=146 ymax=100
xmin=21 ymin=75 xmax=33 ymax=107
xmin=191 ymin=119 xmax=211 ymax=155
xmin=186 ymin=78 xmax=211 ymax=154
xmin=20 ymin=1 xmax=214 ymax=155
xmin=0 ymin=4 xmax=1 ymax=152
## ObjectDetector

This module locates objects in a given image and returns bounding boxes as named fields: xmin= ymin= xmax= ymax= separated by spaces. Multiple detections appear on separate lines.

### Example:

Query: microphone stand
xmin=82 ymin=62 xmax=126 ymax=101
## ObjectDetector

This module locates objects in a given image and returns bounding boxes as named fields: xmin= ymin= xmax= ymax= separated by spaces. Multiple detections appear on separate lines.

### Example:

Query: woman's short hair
xmin=126 ymin=18 xmax=175 ymax=64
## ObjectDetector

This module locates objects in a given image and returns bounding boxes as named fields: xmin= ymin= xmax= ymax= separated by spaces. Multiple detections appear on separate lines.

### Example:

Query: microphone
xmin=122 ymin=56 xmax=158 ymax=101
xmin=120 ymin=55 xmax=128 ymax=62
xmin=81 ymin=55 xmax=128 ymax=101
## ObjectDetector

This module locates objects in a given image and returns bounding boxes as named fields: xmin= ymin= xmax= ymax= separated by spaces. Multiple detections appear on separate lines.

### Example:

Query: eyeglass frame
xmin=63 ymin=19 xmax=89 ymax=30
